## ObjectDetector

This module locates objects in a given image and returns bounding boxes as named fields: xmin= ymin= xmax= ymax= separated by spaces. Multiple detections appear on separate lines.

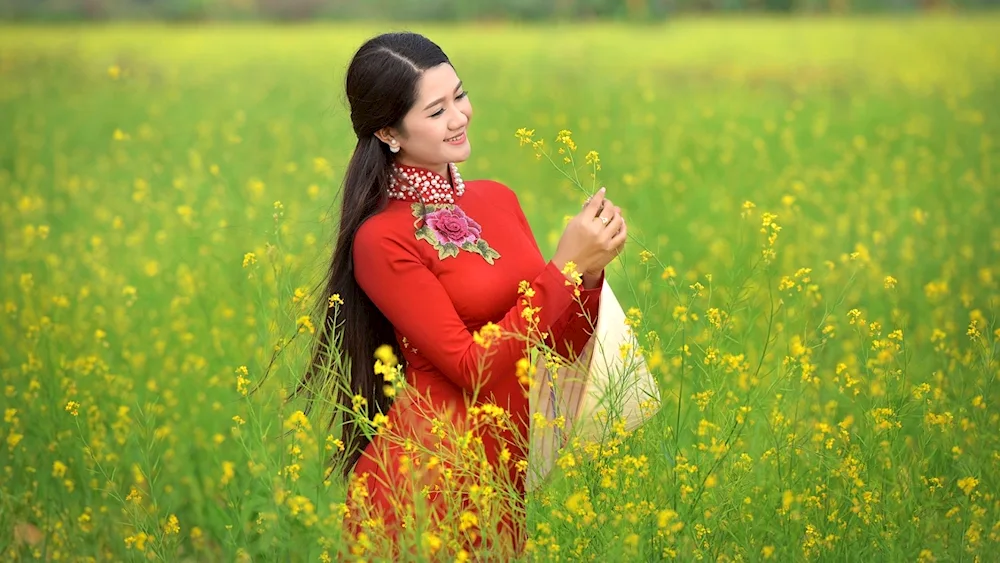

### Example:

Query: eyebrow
xmin=423 ymin=81 xmax=464 ymax=111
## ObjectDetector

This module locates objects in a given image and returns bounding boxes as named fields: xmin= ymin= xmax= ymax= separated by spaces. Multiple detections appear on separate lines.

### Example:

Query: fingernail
xmin=599 ymin=187 xmax=606 ymax=193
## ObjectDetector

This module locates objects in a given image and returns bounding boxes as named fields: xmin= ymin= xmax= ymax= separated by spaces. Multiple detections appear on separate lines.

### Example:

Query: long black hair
xmin=292 ymin=32 xmax=452 ymax=480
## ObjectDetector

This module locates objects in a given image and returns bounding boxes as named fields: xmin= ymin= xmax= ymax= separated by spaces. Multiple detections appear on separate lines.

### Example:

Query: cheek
xmin=402 ymin=120 xmax=437 ymax=150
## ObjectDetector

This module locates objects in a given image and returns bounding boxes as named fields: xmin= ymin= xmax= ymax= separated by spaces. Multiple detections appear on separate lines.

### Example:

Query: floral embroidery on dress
xmin=411 ymin=202 xmax=501 ymax=265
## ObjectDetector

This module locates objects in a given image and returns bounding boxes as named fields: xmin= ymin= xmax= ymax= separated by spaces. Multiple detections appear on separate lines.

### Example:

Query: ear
xmin=374 ymin=127 xmax=400 ymax=149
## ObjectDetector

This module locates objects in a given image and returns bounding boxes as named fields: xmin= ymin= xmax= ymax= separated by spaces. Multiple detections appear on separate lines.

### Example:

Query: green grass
xmin=1 ymin=15 xmax=999 ymax=561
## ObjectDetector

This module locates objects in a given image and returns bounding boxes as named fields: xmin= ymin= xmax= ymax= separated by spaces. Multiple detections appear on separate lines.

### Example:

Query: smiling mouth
xmin=445 ymin=132 xmax=465 ymax=142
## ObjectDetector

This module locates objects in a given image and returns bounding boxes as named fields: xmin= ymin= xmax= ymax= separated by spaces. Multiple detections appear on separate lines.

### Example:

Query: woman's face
xmin=380 ymin=63 xmax=473 ymax=177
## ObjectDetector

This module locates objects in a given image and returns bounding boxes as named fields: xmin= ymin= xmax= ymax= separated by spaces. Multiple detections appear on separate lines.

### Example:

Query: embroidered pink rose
xmin=411 ymin=203 xmax=501 ymax=264
xmin=424 ymin=206 xmax=483 ymax=246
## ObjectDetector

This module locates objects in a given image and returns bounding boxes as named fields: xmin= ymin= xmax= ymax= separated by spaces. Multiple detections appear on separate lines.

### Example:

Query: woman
xmin=298 ymin=32 xmax=627 ymax=558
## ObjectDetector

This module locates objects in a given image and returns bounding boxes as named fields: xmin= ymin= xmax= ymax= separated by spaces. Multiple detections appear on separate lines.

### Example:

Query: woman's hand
xmin=552 ymin=187 xmax=627 ymax=281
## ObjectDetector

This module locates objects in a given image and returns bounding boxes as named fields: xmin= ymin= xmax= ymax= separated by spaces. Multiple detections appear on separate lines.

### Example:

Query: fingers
xmin=610 ymin=218 xmax=628 ymax=252
xmin=602 ymin=208 xmax=624 ymax=239
xmin=593 ymin=200 xmax=616 ymax=227
xmin=596 ymin=202 xmax=620 ymax=225
xmin=583 ymin=187 xmax=606 ymax=216
xmin=596 ymin=200 xmax=616 ymax=218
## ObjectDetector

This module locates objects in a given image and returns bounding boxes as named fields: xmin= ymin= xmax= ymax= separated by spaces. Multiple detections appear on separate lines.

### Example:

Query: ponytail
xmin=292 ymin=135 xmax=403 ymax=480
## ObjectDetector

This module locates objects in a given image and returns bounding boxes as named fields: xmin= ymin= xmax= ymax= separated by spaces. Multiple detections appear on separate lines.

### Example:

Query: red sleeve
xmin=501 ymin=184 xmax=602 ymax=361
xmin=353 ymin=220 xmax=587 ymax=395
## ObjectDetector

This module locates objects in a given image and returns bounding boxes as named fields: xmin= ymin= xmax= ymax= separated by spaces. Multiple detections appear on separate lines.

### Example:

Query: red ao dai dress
xmin=343 ymin=162 xmax=602 ymax=557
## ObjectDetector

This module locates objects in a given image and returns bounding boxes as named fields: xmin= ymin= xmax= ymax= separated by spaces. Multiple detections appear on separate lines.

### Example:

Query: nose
xmin=449 ymin=111 xmax=469 ymax=130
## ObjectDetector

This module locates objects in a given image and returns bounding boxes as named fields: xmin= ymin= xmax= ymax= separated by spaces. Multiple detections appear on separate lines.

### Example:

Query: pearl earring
xmin=389 ymin=139 xmax=400 ymax=153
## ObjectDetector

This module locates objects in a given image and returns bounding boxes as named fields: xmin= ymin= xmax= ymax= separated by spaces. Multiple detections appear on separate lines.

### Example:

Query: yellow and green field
xmin=1 ymin=15 xmax=998 ymax=561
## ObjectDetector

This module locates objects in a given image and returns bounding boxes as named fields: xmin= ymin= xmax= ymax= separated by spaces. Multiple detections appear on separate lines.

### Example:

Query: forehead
xmin=414 ymin=63 xmax=460 ymax=102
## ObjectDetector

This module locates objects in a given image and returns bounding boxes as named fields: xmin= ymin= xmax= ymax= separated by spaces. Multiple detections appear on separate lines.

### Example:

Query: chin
xmin=451 ymin=144 xmax=472 ymax=163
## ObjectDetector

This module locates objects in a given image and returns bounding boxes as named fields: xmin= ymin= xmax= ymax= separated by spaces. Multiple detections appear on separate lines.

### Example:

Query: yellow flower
xmin=518 ymin=280 xmax=536 ymax=298
xmin=65 ymin=401 xmax=80 ymax=416
xmin=422 ymin=531 xmax=442 ymax=553
xmin=625 ymin=307 xmax=642 ymax=328
xmin=283 ymin=463 xmax=302 ymax=481
xmin=473 ymin=322 xmax=502 ymax=349
xmin=176 ymin=205 xmax=194 ymax=221
xmin=296 ymin=316 xmax=315 ymax=335
xmin=870 ymin=407 xmax=900 ymax=432
xmin=328 ymin=293 xmax=344 ymax=307
xmin=657 ymin=509 xmax=683 ymax=534
xmin=313 ymin=157 xmax=331 ymax=172
xmin=516 ymin=357 xmax=533 ymax=386
xmin=520 ymin=304 xmax=541 ymax=323
xmin=372 ymin=413 xmax=390 ymax=434
xmin=9 ymin=430 xmax=25 ymax=448
xmin=19 ymin=273 xmax=33 ymax=293
xmin=967 ymin=319 xmax=981 ymax=340
xmin=957 ymin=476 xmax=978 ymax=496
xmin=124 ymin=532 xmax=148 ymax=551
xmin=221 ymin=461 xmax=235 ymax=486
xmin=561 ymin=261 xmax=583 ymax=286
xmin=531 ymin=139 xmax=545 ymax=158
xmin=459 ymin=511 xmax=479 ymax=532
xmin=515 ymin=128 xmax=535 ymax=146
xmin=164 ymin=514 xmax=180 ymax=535
xmin=778 ymin=276 xmax=796 ymax=292
xmin=374 ymin=344 xmax=397 ymax=366
xmin=672 ymin=305 xmax=690 ymax=323
xmin=284 ymin=410 xmax=311 ymax=431
xmin=242 ymin=252 xmax=257 ymax=267
xmin=126 ymin=486 xmax=143 ymax=503
xmin=326 ymin=435 xmax=345 ymax=452
xmin=235 ymin=366 xmax=250 ymax=396
xmin=555 ymin=129 xmax=577 ymax=151
xmin=352 ymin=394 xmax=367 ymax=413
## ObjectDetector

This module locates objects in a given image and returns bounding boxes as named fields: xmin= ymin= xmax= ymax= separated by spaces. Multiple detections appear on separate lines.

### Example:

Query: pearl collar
xmin=387 ymin=162 xmax=465 ymax=204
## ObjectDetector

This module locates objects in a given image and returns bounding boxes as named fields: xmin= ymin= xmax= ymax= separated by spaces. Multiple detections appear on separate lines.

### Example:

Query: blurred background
xmin=2 ymin=0 xmax=998 ymax=21
xmin=2 ymin=0 xmax=998 ymax=560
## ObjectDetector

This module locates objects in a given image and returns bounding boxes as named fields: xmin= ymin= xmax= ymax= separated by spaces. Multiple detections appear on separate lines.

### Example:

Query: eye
xmin=429 ymin=92 xmax=469 ymax=118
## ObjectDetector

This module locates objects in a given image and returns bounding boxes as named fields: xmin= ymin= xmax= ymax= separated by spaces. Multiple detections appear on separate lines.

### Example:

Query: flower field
xmin=1 ymin=16 xmax=998 ymax=561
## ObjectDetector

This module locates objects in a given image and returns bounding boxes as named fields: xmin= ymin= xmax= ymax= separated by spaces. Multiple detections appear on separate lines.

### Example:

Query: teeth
xmin=446 ymin=133 xmax=464 ymax=141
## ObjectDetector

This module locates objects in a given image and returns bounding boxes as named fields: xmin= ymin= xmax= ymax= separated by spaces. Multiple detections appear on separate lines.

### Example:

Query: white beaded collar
xmin=386 ymin=162 xmax=465 ymax=204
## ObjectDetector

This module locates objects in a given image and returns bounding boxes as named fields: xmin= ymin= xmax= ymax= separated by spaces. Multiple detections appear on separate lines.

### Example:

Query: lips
xmin=445 ymin=131 xmax=466 ymax=144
